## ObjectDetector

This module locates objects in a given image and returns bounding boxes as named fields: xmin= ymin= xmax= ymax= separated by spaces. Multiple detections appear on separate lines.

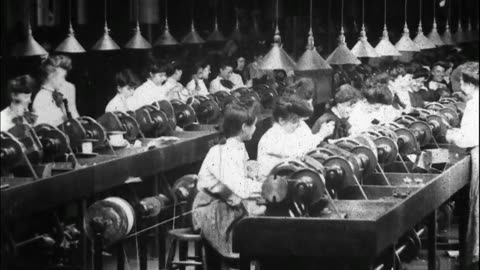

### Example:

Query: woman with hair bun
xmin=348 ymin=84 xmax=402 ymax=135
xmin=257 ymin=96 xmax=335 ymax=178
xmin=311 ymin=84 xmax=361 ymax=140
xmin=1 ymin=75 xmax=37 ymax=131
xmin=33 ymin=55 xmax=80 ymax=126
xmin=193 ymin=102 xmax=265 ymax=263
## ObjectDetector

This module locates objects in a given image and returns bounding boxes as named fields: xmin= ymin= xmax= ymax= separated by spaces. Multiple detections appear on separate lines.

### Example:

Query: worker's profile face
xmin=460 ymin=79 xmax=476 ymax=100
xmin=201 ymin=65 xmax=211 ymax=79
xmin=237 ymin=58 xmax=246 ymax=70
xmin=220 ymin=66 xmax=233 ymax=79
xmin=278 ymin=116 xmax=301 ymax=134
xmin=431 ymin=66 xmax=445 ymax=82
xmin=118 ymin=85 xmax=134 ymax=98
xmin=240 ymin=118 xmax=257 ymax=141
xmin=151 ymin=72 xmax=167 ymax=86
xmin=336 ymin=101 xmax=354 ymax=119
xmin=11 ymin=93 xmax=32 ymax=116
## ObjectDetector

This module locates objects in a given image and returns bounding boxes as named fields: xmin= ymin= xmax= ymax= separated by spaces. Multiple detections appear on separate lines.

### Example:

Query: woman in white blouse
xmin=184 ymin=62 xmax=211 ymax=99
xmin=33 ymin=55 xmax=80 ymax=127
xmin=445 ymin=62 xmax=479 ymax=270
xmin=192 ymin=102 xmax=264 ymax=261
xmin=105 ymin=69 xmax=139 ymax=112
xmin=257 ymin=96 xmax=335 ymax=178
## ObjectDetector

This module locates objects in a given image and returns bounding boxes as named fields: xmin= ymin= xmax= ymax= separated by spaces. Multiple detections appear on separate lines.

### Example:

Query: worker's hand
xmin=317 ymin=121 xmax=335 ymax=140
xmin=226 ymin=194 xmax=243 ymax=207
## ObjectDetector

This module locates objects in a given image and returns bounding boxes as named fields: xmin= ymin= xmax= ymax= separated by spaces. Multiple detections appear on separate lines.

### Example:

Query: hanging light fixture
xmin=413 ymin=0 xmax=436 ymax=50
xmin=427 ymin=0 xmax=445 ymax=46
xmin=207 ymin=0 xmax=226 ymax=42
xmin=14 ymin=1 xmax=48 ymax=57
xmin=395 ymin=0 xmax=420 ymax=53
xmin=296 ymin=0 xmax=331 ymax=71
xmin=155 ymin=0 xmax=179 ymax=46
xmin=91 ymin=0 xmax=120 ymax=51
xmin=182 ymin=0 xmax=205 ymax=44
xmin=453 ymin=0 xmax=467 ymax=44
xmin=230 ymin=9 xmax=244 ymax=42
xmin=351 ymin=0 xmax=379 ymax=58
xmin=375 ymin=0 xmax=401 ymax=57
xmin=55 ymin=0 xmax=85 ymax=53
xmin=326 ymin=0 xmax=361 ymax=65
xmin=250 ymin=12 xmax=265 ymax=42
xmin=125 ymin=0 xmax=152 ymax=49
xmin=259 ymin=0 xmax=297 ymax=71
xmin=441 ymin=0 xmax=455 ymax=46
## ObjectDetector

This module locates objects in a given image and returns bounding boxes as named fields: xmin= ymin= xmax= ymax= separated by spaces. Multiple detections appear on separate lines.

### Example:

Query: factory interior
xmin=0 ymin=0 xmax=479 ymax=269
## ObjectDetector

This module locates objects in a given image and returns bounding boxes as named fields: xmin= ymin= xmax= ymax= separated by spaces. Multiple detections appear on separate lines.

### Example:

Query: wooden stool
xmin=165 ymin=228 xmax=207 ymax=270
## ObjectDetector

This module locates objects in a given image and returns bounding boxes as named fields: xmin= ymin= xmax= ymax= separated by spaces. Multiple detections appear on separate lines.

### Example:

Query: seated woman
xmin=33 ymin=55 xmax=79 ymax=126
xmin=311 ymin=84 xmax=361 ymax=140
xmin=127 ymin=61 xmax=168 ymax=111
xmin=387 ymin=63 xmax=425 ymax=110
xmin=257 ymin=96 xmax=335 ymax=178
xmin=445 ymin=62 xmax=479 ymax=270
xmin=105 ymin=69 xmax=140 ymax=112
xmin=348 ymin=84 xmax=402 ymax=135
xmin=192 ymin=102 xmax=265 ymax=262
xmin=1 ymin=75 xmax=37 ymax=131
xmin=184 ymin=62 xmax=211 ymax=98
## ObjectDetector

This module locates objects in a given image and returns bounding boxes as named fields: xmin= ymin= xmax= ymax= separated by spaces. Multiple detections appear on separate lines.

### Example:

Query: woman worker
xmin=1 ymin=75 xmax=37 ymax=131
xmin=33 ymin=55 xmax=80 ymax=126
xmin=257 ymin=96 xmax=335 ymax=178
xmin=311 ymin=84 xmax=361 ymax=140
xmin=192 ymin=102 xmax=265 ymax=267
xmin=445 ymin=62 xmax=479 ymax=270
xmin=105 ymin=69 xmax=140 ymax=112
xmin=184 ymin=62 xmax=211 ymax=98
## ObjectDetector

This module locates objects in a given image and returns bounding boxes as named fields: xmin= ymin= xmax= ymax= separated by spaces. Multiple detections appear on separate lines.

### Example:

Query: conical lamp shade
xmin=326 ymin=30 xmax=361 ymax=65
xmin=260 ymin=28 xmax=297 ymax=71
xmin=92 ymin=24 xmax=120 ymax=51
xmin=351 ymin=26 xmax=379 ymax=58
xmin=182 ymin=22 xmax=205 ymax=44
xmin=125 ymin=23 xmax=152 ymax=49
xmin=55 ymin=24 xmax=86 ymax=53
xmin=375 ymin=26 xmax=402 ymax=56
xmin=427 ymin=20 xmax=445 ymax=46
xmin=230 ymin=18 xmax=244 ymax=42
xmin=296 ymin=30 xmax=331 ymax=71
xmin=250 ymin=17 xmax=265 ymax=41
xmin=454 ymin=22 xmax=468 ymax=44
xmin=441 ymin=23 xmax=456 ymax=46
xmin=15 ymin=25 xmax=48 ymax=57
xmin=207 ymin=19 xmax=226 ymax=42
xmin=413 ymin=23 xmax=436 ymax=50
xmin=155 ymin=22 xmax=179 ymax=46
xmin=395 ymin=24 xmax=420 ymax=52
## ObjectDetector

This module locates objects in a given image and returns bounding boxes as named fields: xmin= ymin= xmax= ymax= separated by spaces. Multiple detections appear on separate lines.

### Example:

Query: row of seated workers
xmin=0 ymin=49 xmax=478 ymax=269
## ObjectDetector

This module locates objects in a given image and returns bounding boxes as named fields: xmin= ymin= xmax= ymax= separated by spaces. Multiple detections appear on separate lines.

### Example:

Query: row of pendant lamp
xmin=17 ymin=0 xmax=479 ymax=73
xmin=16 ymin=0 xmax=262 ymax=56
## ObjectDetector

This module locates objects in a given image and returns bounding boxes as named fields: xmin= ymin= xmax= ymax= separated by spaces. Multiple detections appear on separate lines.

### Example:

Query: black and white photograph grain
xmin=0 ymin=0 xmax=478 ymax=269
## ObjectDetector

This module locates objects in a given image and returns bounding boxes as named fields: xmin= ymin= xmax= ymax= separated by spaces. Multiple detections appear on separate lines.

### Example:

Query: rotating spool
xmin=97 ymin=112 xmax=142 ymax=141
xmin=170 ymin=99 xmax=197 ymax=129
xmin=152 ymin=100 xmax=177 ymax=132
xmin=252 ymin=84 xmax=279 ymax=109
xmin=78 ymin=116 xmax=107 ymax=149
xmin=231 ymin=87 xmax=262 ymax=106
xmin=7 ymin=124 xmax=44 ymax=164
xmin=210 ymin=91 xmax=240 ymax=112
xmin=394 ymin=116 xmax=432 ymax=146
xmin=362 ymin=130 xmax=399 ymax=165
xmin=1 ymin=131 xmax=26 ymax=171
xmin=191 ymin=96 xmax=221 ymax=124
xmin=134 ymin=105 xmax=170 ymax=137
xmin=59 ymin=118 xmax=88 ymax=150
xmin=381 ymin=122 xmax=420 ymax=155
xmin=34 ymin=124 xmax=70 ymax=161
